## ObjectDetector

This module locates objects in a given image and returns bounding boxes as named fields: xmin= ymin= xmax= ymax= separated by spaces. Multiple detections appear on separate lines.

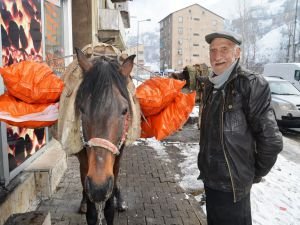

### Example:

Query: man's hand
xmin=253 ymin=176 xmax=262 ymax=184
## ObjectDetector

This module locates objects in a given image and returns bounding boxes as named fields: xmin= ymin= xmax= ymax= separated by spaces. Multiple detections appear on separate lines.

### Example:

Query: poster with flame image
xmin=0 ymin=0 xmax=43 ymax=66
xmin=0 ymin=0 xmax=46 ymax=172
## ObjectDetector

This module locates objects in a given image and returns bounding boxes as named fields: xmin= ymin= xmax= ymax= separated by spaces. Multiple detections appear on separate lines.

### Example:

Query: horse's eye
xmin=121 ymin=108 xmax=128 ymax=115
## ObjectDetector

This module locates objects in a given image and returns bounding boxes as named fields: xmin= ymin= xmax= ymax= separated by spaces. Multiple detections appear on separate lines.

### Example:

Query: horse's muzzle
xmin=85 ymin=176 xmax=114 ymax=202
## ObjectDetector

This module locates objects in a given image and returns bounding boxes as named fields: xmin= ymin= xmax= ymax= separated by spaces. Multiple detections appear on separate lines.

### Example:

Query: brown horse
xmin=74 ymin=48 xmax=135 ymax=225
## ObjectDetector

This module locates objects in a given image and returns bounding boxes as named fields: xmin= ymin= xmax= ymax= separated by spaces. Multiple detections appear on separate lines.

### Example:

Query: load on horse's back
xmin=55 ymin=42 xmax=141 ymax=225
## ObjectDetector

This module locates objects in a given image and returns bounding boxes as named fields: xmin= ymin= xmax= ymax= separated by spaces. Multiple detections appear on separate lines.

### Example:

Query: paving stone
xmin=164 ymin=217 xmax=184 ymax=225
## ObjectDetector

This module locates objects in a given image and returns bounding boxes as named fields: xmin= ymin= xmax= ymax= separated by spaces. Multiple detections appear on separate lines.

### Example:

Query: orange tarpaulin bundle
xmin=137 ymin=77 xmax=196 ymax=140
xmin=136 ymin=77 xmax=186 ymax=117
xmin=141 ymin=91 xmax=196 ymax=140
xmin=0 ymin=61 xmax=64 ymax=104
xmin=0 ymin=93 xmax=58 ymax=128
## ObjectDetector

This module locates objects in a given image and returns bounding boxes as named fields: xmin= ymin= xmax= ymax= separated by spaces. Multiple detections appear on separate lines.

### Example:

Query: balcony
xmin=111 ymin=0 xmax=132 ymax=2
xmin=115 ymin=2 xmax=130 ymax=28
xmin=98 ymin=9 xmax=127 ymax=50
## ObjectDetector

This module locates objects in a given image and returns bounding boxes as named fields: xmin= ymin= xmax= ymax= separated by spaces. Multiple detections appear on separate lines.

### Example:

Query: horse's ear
xmin=75 ymin=47 xmax=93 ymax=72
xmin=120 ymin=55 xmax=136 ymax=77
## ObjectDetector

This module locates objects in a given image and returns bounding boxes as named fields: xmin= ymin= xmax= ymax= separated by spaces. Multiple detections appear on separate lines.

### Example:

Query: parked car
xmin=263 ymin=63 xmax=300 ymax=90
xmin=265 ymin=76 xmax=300 ymax=128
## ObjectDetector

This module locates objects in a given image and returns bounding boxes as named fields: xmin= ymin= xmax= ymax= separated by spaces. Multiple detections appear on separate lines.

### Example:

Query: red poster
xmin=0 ymin=0 xmax=45 ymax=171
xmin=0 ymin=0 xmax=43 ymax=66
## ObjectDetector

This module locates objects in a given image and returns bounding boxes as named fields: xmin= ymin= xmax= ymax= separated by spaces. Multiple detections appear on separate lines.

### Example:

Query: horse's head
xmin=75 ymin=48 xmax=135 ymax=203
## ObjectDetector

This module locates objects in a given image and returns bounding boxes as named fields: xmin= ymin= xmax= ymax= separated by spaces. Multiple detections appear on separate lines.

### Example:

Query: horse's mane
xmin=75 ymin=57 xmax=131 ymax=116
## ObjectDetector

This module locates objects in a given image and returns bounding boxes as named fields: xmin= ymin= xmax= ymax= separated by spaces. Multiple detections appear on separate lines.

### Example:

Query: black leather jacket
xmin=198 ymin=65 xmax=283 ymax=202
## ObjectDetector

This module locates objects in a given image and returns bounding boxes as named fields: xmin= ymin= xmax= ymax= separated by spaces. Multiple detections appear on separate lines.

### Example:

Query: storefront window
xmin=7 ymin=126 xmax=45 ymax=171
xmin=44 ymin=0 xmax=64 ymax=76
xmin=0 ymin=0 xmax=45 ymax=173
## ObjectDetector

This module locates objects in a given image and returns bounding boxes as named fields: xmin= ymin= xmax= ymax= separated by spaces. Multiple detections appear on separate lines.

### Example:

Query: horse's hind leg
xmin=113 ymin=145 xmax=127 ymax=212
xmin=75 ymin=148 xmax=88 ymax=213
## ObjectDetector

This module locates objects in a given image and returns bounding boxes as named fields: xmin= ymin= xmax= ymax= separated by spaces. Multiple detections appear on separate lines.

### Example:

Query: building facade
xmin=159 ymin=4 xmax=224 ymax=71
xmin=0 ymin=0 xmax=73 ymax=187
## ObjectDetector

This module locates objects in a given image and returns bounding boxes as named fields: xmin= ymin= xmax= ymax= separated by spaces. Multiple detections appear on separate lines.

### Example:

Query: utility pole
xmin=136 ymin=19 xmax=151 ymax=76
xmin=292 ymin=0 xmax=299 ymax=62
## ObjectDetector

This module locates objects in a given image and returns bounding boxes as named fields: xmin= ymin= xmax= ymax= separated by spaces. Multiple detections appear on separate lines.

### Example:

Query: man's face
xmin=209 ymin=38 xmax=241 ymax=75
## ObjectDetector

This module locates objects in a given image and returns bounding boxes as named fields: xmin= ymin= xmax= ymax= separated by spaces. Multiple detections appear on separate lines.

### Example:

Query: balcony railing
xmin=98 ymin=8 xmax=127 ymax=49
xmin=98 ymin=9 xmax=125 ymax=34
xmin=111 ymin=0 xmax=132 ymax=2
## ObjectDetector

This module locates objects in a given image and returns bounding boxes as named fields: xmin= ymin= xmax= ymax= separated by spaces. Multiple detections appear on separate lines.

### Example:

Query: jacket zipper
xmin=221 ymin=90 xmax=237 ymax=203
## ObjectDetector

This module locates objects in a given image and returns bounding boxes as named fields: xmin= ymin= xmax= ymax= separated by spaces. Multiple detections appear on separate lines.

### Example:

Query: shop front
xmin=0 ymin=0 xmax=72 ymax=187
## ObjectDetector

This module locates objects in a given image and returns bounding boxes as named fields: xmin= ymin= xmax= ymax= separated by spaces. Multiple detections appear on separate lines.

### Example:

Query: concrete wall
xmin=0 ymin=139 xmax=67 ymax=225
xmin=0 ymin=173 xmax=38 ymax=225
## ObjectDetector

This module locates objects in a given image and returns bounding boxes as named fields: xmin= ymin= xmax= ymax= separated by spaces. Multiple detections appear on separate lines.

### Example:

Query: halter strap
xmin=79 ymin=113 xmax=130 ymax=156
xmin=86 ymin=138 xmax=119 ymax=155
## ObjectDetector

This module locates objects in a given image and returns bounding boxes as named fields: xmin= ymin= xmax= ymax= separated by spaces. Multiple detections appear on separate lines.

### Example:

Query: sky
xmin=135 ymin=106 xmax=300 ymax=225
xmin=127 ymin=0 xmax=259 ymax=36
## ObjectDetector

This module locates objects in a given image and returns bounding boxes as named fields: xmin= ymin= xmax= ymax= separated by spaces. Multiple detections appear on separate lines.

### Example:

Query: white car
xmin=265 ymin=76 xmax=300 ymax=128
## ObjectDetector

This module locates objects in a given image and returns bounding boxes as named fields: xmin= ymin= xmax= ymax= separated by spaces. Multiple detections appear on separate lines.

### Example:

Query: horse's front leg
xmin=113 ymin=145 xmax=127 ymax=211
xmin=104 ymin=196 xmax=115 ymax=225
xmin=86 ymin=198 xmax=97 ymax=225
xmin=75 ymin=148 xmax=88 ymax=213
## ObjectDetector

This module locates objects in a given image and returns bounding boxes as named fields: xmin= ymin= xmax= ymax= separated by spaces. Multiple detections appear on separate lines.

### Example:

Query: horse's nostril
xmin=85 ymin=176 xmax=114 ymax=202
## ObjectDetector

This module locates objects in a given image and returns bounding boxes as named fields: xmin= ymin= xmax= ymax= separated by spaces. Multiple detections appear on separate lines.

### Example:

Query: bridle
xmin=79 ymin=112 xmax=130 ymax=155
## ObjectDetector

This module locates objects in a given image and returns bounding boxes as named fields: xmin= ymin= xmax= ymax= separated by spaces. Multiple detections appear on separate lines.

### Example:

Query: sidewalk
xmin=37 ymin=126 xmax=206 ymax=225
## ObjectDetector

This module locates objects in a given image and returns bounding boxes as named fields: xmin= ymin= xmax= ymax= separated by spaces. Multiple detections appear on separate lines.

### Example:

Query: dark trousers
xmin=205 ymin=186 xmax=252 ymax=225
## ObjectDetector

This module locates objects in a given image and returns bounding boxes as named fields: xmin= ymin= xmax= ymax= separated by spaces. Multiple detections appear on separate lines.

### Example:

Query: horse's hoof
xmin=79 ymin=203 xmax=87 ymax=214
xmin=79 ymin=202 xmax=87 ymax=214
xmin=117 ymin=201 xmax=128 ymax=212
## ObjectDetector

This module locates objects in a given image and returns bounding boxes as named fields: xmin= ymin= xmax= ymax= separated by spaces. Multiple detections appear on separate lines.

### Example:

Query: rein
xmin=79 ymin=113 xmax=130 ymax=155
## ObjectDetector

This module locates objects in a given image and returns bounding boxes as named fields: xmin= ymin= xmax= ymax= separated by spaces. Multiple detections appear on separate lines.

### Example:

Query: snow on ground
xmin=251 ymin=155 xmax=300 ymax=225
xmin=137 ymin=105 xmax=300 ymax=225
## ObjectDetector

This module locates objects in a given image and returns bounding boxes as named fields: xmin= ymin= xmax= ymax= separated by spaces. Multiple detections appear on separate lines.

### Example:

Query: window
xmin=178 ymin=59 xmax=183 ymax=65
xmin=193 ymin=18 xmax=200 ymax=21
xmin=295 ymin=70 xmax=300 ymax=81
xmin=193 ymin=54 xmax=200 ymax=57
xmin=193 ymin=43 xmax=199 ymax=46
xmin=178 ymin=39 xmax=183 ymax=45
xmin=178 ymin=16 xmax=183 ymax=23
xmin=178 ymin=49 xmax=182 ymax=55
xmin=178 ymin=28 xmax=183 ymax=34
xmin=193 ymin=33 xmax=199 ymax=36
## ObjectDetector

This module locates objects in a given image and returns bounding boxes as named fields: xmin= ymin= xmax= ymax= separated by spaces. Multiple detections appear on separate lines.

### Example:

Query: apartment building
xmin=159 ymin=4 xmax=224 ymax=71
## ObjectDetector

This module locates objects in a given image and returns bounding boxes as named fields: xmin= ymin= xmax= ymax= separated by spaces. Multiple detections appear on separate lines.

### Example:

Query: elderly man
xmin=197 ymin=31 xmax=283 ymax=225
